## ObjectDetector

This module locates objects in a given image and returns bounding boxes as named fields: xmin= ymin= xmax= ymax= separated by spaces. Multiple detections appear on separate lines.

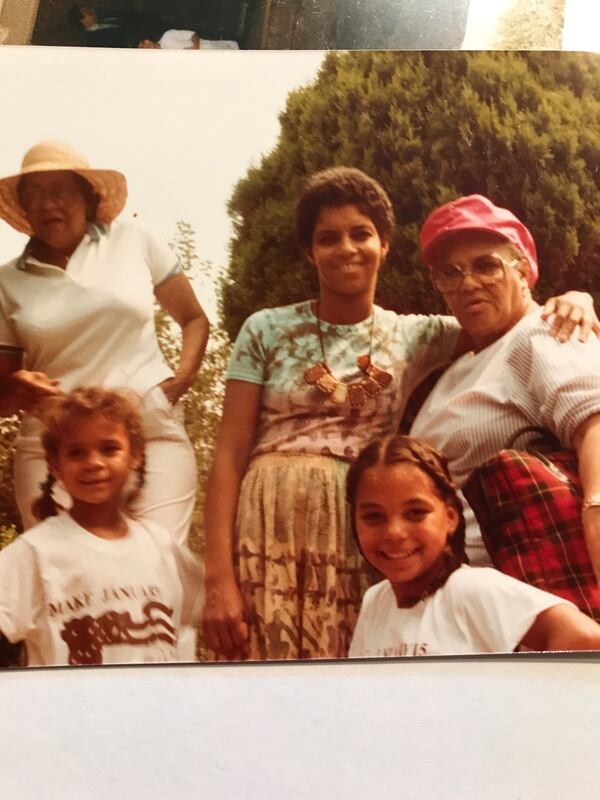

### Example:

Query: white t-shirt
xmin=0 ymin=513 xmax=203 ymax=667
xmin=349 ymin=565 xmax=568 ymax=658
xmin=0 ymin=222 xmax=178 ymax=397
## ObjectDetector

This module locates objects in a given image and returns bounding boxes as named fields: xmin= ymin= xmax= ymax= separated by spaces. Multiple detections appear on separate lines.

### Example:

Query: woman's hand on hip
xmin=202 ymin=575 xmax=250 ymax=661
xmin=542 ymin=291 xmax=600 ymax=343
xmin=157 ymin=375 xmax=191 ymax=406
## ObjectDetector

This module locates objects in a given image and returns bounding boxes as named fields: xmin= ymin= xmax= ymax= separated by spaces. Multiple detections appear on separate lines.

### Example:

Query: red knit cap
xmin=420 ymin=195 xmax=539 ymax=287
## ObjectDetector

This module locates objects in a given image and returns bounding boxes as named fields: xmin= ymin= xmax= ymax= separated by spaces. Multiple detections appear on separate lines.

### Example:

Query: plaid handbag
xmin=462 ymin=426 xmax=600 ymax=621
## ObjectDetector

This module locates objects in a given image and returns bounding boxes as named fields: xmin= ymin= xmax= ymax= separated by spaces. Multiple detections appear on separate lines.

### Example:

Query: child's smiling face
xmin=355 ymin=462 xmax=458 ymax=604
xmin=51 ymin=415 xmax=140 ymax=509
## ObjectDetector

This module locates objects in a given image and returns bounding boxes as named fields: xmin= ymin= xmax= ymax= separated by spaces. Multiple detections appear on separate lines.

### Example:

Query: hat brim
xmin=422 ymin=224 xmax=538 ymax=288
xmin=421 ymin=225 xmax=512 ymax=267
xmin=0 ymin=167 xmax=128 ymax=235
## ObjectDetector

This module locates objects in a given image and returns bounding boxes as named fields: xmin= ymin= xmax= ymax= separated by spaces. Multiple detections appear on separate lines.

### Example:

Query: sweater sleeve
xmin=506 ymin=311 xmax=600 ymax=447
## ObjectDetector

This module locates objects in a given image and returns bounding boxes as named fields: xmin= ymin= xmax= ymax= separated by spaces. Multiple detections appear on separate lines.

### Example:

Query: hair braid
xmin=125 ymin=450 xmax=147 ymax=515
xmin=31 ymin=473 xmax=60 ymax=521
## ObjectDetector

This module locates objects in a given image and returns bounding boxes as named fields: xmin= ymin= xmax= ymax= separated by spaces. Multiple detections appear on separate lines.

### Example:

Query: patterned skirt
xmin=235 ymin=453 xmax=376 ymax=661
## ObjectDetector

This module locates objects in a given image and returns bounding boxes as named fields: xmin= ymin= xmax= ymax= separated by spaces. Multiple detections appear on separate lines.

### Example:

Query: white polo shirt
xmin=0 ymin=222 xmax=180 ymax=396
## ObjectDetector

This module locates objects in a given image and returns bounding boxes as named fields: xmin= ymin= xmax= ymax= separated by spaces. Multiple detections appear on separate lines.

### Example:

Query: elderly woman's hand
xmin=9 ymin=370 xmax=62 ymax=413
xmin=541 ymin=291 xmax=600 ymax=343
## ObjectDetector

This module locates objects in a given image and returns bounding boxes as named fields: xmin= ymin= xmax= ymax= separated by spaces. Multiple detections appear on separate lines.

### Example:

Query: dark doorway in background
xmin=31 ymin=0 xmax=251 ymax=47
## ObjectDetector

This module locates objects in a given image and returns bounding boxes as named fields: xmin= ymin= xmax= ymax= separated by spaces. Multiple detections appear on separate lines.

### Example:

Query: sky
xmin=0 ymin=46 xmax=325 ymax=318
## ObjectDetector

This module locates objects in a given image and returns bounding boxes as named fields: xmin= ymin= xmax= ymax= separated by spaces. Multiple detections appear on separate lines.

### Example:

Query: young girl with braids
xmin=347 ymin=435 xmax=600 ymax=657
xmin=0 ymin=388 xmax=203 ymax=667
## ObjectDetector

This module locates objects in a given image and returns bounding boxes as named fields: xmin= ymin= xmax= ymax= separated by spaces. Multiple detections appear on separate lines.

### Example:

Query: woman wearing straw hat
xmin=0 ymin=141 xmax=209 ymax=546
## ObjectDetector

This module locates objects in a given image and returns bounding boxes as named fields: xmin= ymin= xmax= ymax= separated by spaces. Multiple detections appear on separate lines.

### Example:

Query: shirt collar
xmin=15 ymin=223 xmax=108 ymax=271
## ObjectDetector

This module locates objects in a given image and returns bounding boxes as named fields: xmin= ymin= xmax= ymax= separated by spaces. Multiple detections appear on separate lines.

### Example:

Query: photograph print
xmin=1 ymin=44 xmax=600 ymax=669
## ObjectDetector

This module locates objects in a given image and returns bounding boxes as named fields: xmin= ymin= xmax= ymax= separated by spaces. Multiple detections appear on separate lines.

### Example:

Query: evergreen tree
xmin=224 ymin=51 xmax=600 ymax=338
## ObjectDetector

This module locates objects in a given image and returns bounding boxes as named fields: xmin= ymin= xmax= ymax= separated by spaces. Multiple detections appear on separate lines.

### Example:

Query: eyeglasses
xmin=19 ymin=185 xmax=82 ymax=211
xmin=430 ymin=253 xmax=522 ymax=293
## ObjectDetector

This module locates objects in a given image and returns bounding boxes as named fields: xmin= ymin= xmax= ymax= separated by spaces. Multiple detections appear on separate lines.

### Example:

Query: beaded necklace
xmin=303 ymin=301 xmax=393 ymax=407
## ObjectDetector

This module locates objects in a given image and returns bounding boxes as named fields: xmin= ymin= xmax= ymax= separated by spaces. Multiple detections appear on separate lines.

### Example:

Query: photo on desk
xmin=0 ymin=45 xmax=599 ymax=670
xmin=0 ymin=1 xmax=568 ymax=51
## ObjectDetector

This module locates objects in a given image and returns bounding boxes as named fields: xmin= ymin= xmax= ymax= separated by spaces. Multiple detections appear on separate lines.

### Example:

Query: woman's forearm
xmin=154 ymin=273 xmax=210 ymax=387
xmin=574 ymin=414 xmax=600 ymax=582
xmin=203 ymin=380 xmax=262 ymax=587
xmin=175 ymin=313 xmax=210 ymax=383
xmin=0 ymin=368 xmax=61 ymax=417
xmin=203 ymin=452 xmax=245 ymax=583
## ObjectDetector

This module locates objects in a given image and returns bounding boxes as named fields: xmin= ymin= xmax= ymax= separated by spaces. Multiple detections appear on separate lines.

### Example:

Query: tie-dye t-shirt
xmin=227 ymin=301 xmax=459 ymax=460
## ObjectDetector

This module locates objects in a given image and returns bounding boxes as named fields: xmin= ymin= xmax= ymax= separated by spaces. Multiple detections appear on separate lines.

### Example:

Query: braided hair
xmin=32 ymin=387 xmax=146 ymax=521
xmin=346 ymin=434 xmax=467 ymax=569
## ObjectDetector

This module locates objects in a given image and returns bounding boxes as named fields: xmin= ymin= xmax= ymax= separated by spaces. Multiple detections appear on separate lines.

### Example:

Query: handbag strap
xmin=505 ymin=426 xmax=575 ymax=488
xmin=505 ymin=425 xmax=562 ymax=452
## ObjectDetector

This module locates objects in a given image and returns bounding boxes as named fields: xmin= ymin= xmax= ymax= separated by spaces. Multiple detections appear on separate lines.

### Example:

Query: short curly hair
xmin=32 ymin=387 xmax=146 ymax=521
xmin=295 ymin=166 xmax=395 ymax=251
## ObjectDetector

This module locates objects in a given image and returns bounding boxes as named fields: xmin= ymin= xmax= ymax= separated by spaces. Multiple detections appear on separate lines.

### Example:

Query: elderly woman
xmin=411 ymin=194 xmax=600 ymax=583
xmin=0 ymin=141 xmax=209 ymax=545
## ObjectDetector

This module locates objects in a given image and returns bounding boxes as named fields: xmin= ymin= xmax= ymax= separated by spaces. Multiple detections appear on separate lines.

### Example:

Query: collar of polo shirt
xmin=15 ymin=222 xmax=108 ymax=271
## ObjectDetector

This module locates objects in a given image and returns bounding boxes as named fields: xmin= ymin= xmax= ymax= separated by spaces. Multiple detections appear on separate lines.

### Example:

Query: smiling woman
xmin=203 ymin=167 xmax=461 ymax=662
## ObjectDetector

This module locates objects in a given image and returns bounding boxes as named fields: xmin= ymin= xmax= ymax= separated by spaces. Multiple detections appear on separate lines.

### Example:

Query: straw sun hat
xmin=0 ymin=141 xmax=128 ymax=235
